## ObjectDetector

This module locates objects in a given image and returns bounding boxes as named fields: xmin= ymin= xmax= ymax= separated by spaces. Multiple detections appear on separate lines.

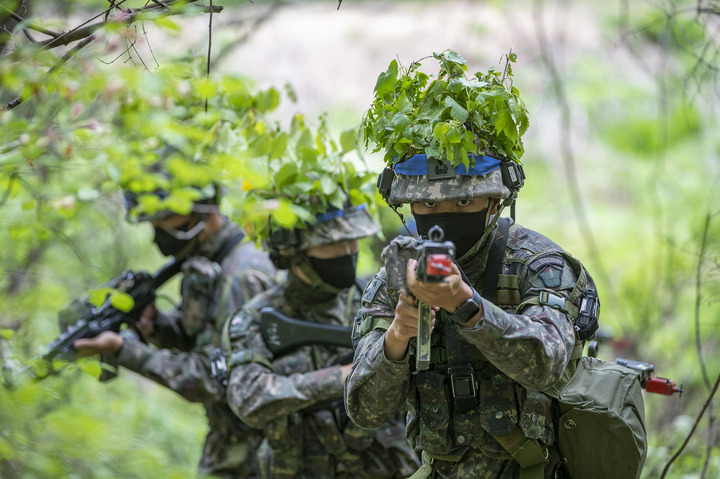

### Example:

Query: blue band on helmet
xmin=314 ymin=204 xmax=367 ymax=223
xmin=394 ymin=154 xmax=502 ymax=176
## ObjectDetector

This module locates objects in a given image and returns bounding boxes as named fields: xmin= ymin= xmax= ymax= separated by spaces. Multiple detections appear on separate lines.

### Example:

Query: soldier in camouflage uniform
xmin=74 ymin=184 xmax=278 ymax=478
xmin=344 ymin=155 xmax=598 ymax=479
xmin=223 ymin=203 xmax=420 ymax=479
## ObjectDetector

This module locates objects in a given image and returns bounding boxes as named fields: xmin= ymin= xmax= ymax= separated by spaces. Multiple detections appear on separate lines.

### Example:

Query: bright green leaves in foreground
xmin=362 ymin=49 xmax=530 ymax=166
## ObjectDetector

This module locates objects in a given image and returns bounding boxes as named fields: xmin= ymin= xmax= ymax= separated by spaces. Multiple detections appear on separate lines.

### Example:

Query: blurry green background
xmin=1 ymin=0 xmax=719 ymax=477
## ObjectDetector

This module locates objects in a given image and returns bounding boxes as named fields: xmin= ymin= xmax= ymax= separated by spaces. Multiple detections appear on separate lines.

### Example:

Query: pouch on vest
xmin=544 ymin=356 xmax=647 ymax=479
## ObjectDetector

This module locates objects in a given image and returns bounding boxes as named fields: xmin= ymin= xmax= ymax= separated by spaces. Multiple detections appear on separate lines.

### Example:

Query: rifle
xmin=209 ymin=307 xmax=353 ymax=387
xmin=382 ymin=226 xmax=455 ymax=371
xmin=587 ymin=333 xmax=683 ymax=397
xmin=614 ymin=358 xmax=683 ymax=396
xmin=3 ymin=259 xmax=182 ymax=387
xmin=259 ymin=307 xmax=352 ymax=356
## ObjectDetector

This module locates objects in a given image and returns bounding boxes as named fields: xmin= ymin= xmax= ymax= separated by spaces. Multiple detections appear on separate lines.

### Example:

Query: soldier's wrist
xmin=450 ymin=288 xmax=483 ymax=325
xmin=383 ymin=328 xmax=410 ymax=361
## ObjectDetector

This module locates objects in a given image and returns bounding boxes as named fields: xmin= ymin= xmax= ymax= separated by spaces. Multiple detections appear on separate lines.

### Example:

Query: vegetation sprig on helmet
xmin=361 ymin=49 xmax=530 ymax=167
xmin=237 ymin=113 xmax=377 ymax=244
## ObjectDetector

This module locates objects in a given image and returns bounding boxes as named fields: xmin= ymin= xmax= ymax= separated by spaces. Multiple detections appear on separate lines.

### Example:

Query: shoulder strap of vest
xmin=481 ymin=217 xmax=510 ymax=302
xmin=210 ymin=231 xmax=245 ymax=265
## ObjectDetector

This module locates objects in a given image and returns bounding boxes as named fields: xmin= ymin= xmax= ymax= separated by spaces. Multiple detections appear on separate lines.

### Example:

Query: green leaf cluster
xmin=235 ymin=113 xmax=376 ymax=241
xmin=362 ymin=49 xmax=529 ymax=167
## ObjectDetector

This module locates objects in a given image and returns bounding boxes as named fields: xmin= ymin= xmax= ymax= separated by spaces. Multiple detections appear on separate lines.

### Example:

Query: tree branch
xmin=660 ymin=369 xmax=720 ymax=478
xmin=2 ymin=1 xmax=224 ymax=111
xmin=0 ymin=3 xmax=61 ymax=38
xmin=2 ymin=35 xmax=96 ymax=111
xmin=35 ymin=1 xmax=222 ymax=52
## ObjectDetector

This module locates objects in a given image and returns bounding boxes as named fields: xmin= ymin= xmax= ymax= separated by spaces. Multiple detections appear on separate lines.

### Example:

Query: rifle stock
xmin=259 ymin=307 xmax=352 ymax=357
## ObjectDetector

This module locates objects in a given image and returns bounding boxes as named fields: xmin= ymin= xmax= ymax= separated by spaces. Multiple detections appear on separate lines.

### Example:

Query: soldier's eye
xmin=457 ymin=199 xmax=471 ymax=207
xmin=423 ymin=201 xmax=437 ymax=208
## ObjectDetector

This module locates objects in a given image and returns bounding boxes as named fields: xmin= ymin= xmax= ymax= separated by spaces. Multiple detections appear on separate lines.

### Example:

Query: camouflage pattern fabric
xmin=387 ymin=169 xmax=511 ymax=206
xmin=345 ymin=220 xmax=582 ymax=479
xmin=115 ymin=218 xmax=278 ymax=478
xmin=225 ymin=272 xmax=419 ymax=479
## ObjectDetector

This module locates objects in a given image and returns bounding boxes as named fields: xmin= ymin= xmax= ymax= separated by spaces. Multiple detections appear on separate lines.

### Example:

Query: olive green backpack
xmin=542 ymin=350 xmax=647 ymax=479
xmin=489 ymin=219 xmax=647 ymax=479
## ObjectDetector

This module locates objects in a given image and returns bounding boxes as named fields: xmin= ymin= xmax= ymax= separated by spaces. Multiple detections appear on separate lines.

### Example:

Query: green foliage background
xmin=1 ymin=0 xmax=719 ymax=478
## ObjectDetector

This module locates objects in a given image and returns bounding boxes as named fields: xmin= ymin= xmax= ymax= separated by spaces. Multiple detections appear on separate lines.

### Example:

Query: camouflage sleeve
xmin=225 ymin=309 xmax=344 ymax=430
xmin=344 ymin=330 xmax=410 ymax=429
xmin=116 ymin=338 xmax=224 ymax=402
xmin=149 ymin=308 xmax=192 ymax=351
xmin=455 ymin=252 xmax=578 ymax=391
xmin=344 ymin=270 xmax=410 ymax=429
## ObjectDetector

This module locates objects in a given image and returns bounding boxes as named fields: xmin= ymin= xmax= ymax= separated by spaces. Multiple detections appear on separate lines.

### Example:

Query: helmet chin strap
xmin=463 ymin=195 xmax=513 ymax=259
xmin=170 ymin=213 xmax=208 ymax=261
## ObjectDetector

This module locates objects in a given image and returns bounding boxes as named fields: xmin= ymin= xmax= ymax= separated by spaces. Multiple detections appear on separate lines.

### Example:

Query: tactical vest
xmin=360 ymin=219 xmax=599 ymax=478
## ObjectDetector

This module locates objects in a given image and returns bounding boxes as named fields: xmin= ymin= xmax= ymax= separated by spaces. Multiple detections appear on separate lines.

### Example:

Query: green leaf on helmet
xmin=375 ymin=60 xmax=399 ymax=95
xmin=0 ymin=328 xmax=13 ymax=340
xmin=446 ymin=125 xmax=463 ymax=144
xmin=445 ymin=97 xmax=469 ymax=123
xmin=320 ymin=175 xmax=338 ymax=196
xmin=272 ymin=200 xmax=298 ymax=229
xmin=269 ymin=132 xmax=288 ymax=159
xmin=275 ymin=162 xmax=298 ymax=189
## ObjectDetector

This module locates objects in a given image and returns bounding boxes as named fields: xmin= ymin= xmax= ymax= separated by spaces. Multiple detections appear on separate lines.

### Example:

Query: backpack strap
xmin=491 ymin=427 xmax=546 ymax=479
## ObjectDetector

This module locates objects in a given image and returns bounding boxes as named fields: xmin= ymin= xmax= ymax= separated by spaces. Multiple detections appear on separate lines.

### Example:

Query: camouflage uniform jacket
xmin=225 ymin=272 xmax=419 ymax=479
xmin=345 ymin=220 xmax=583 ymax=479
xmin=115 ymin=218 xmax=277 ymax=477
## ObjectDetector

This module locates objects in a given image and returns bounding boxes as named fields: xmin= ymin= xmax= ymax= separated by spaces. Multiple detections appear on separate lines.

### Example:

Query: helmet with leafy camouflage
xmin=378 ymin=154 xmax=522 ymax=207
xmin=365 ymin=49 xmax=528 ymax=212
xmin=266 ymin=203 xmax=379 ymax=270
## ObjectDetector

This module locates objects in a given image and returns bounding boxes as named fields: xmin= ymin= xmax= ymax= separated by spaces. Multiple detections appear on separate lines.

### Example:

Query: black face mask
xmin=153 ymin=219 xmax=198 ymax=257
xmin=309 ymin=252 xmax=358 ymax=289
xmin=414 ymin=208 xmax=489 ymax=258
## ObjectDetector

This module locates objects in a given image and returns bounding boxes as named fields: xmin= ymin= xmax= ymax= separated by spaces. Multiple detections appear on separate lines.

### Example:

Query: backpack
xmin=488 ymin=218 xmax=647 ymax=479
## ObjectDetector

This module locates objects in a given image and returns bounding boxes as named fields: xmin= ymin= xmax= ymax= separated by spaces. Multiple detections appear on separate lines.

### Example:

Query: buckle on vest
xmin=209 ymin=347 xmax=228 ymax=387
xmin=538 ymin=291 xmax=567 ymax=310
xmin=449 ymin=365 xmax=477 ymax=412
xmin=351 ymin=314 xmax=367 ymax=344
